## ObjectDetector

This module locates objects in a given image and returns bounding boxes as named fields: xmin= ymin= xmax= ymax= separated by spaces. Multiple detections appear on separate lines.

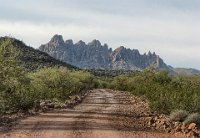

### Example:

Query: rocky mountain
xmin=0 ymin=36 xmax=76 ymax=71
xmin=39 ymin=34 xmax=171 ymax=71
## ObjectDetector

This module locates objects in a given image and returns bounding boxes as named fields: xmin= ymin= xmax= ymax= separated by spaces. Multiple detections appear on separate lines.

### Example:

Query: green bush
xmin=104 ymin=67 xmax=200 ymax=114
xmin=29 ymin=67 xmax=96 ymax=101
xmin=29 ymin=67 xmax=73 ymax=100
xmin=170 ymin=110 xmax=188 ymax=122
xmin=0 ymin=38 xmax=34 ymax=114
xmin=183 ymin=113 xmax=200 ymax=125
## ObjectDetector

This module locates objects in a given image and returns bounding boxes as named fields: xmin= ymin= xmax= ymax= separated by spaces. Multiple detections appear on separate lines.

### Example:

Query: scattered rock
xmin=175 ymin=124 xmax=182 ymax=132
xmin=188 ymin=123 xmax=196 ymax=130
xmin=40 ymin=102 xmax=46 ymax=108
xmin=54 ymin=104 xmax=61 ymax=109
xmin=148 ymin=117 xmax=154 ymax=126
xmin=186 ymin=131 xmax=198 ymax=138
xmin=146 ymin=113 xmax=200 ymax=137
xmin=46 ymin=102 xmax=55 ymax=108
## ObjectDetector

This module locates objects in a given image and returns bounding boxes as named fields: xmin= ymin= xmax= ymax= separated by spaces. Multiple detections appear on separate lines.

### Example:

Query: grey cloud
xmin=1 ymin=0 xmax=200 ymax=24
xmin=0 ymin=0 xmax=200 ymax=69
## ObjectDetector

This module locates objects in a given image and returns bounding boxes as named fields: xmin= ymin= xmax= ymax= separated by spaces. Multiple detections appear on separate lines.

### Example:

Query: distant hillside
xmin=0 ymin=37 xmax=76 ymax=71
xmin=39 ymin=34 xmax=172 ymax=72
xmin=173 ymin=68 xmax=200 ymax=76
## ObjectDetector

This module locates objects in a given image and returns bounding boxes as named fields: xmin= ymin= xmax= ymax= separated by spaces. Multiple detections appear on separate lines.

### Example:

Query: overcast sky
xmin=0 ymin=0 xmax=200 ymax=69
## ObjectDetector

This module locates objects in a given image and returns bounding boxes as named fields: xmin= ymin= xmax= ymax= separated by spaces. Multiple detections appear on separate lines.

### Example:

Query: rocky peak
xmin=148 ymin=51 xmax=152 ymax=56
xmin=118 ymin=46 xmax=125 ymax=49
xmin=114 ymin=46 xmax=125 ymax=53
xmin=103 ymin=43 xmax=108 ymax=48
xmin=112 ymin=46 xmax=128 ymax=62
xmin=49 ymin=34 xmax=65 ymax=47
xmin=88 ymin=39 xmax=101 ymax=47
xmin=132 ymin=49 xmax=140 ymax=55
xmin=75 ymin=40 xmax=86 ymax=47
xmin=65 ymin=39 xmax=73 ymax=46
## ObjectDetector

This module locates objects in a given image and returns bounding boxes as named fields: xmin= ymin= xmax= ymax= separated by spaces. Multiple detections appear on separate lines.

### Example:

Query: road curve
xmin=0 ymin=89 xmax=185 ymax=138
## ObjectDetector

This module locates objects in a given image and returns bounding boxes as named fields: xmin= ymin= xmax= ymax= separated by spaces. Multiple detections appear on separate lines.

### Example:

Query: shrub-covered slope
xmin=0 ymin=36 xmax=76 ymax=71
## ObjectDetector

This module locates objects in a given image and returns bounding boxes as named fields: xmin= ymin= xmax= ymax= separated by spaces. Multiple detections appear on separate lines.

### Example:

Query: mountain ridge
xmin=39 ymin=34 xmax=172 ymax=72
xmin=173 ymin=68 xmax=200 ymax=76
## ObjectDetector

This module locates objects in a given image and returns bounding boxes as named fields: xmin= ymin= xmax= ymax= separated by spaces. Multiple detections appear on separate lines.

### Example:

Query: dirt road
xmin=0 ymin=89 xmax=185 ymax=138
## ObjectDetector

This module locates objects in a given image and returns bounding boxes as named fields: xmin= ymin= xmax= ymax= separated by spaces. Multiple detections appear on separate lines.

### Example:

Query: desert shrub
xmin=29 ymin=67 xmax=74 ymax=101
xmin=70 ymin=70 xmax=95 ymax=92
xmin=183 ymin=113 xmax=200 ymax=125
xmin=7 ymin=88 xmax=35 ymax=111
xmin=29 ymin=67 xmax=96 ymax=101
xmin=104 ymin=67 xmax=200 ymax=114
xmin=0 ymin=38 xmax=34 ymax=114
xmin=170 ymin=110 xmax=188 ymax=122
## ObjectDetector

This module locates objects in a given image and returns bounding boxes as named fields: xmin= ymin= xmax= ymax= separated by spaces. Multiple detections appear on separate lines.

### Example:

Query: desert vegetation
xmin=1 ymin=37 xmax=200 ymax=125
xmin=105 ymin=68 xmax=200 ymax=115
xmin=96 ymin=68 xmax=200 ymax=127
xmin=0 ymin=38 xmax=95 ymax=115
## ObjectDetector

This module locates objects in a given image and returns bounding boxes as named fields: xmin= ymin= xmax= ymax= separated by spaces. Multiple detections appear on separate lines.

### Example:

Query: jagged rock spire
xmin=49 ymin=34 xmax=65 ymax=46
